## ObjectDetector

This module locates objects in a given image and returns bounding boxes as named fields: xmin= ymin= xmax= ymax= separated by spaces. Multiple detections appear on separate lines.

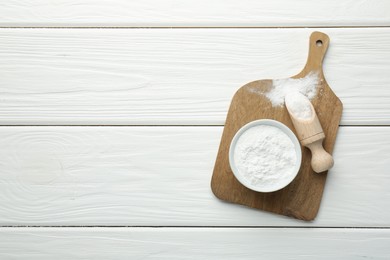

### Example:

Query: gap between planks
xmin=0 ymin=125 xmax=388 ymax=127
xmin=1 ymin=26 xmax=390 ymax=29
xmin=0 ymin=225 xmax=390 ymax=230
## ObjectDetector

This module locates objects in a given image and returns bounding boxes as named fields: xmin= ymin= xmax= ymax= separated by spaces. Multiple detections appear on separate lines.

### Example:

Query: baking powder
xmin=266 ymin=71 xmax=319 ymax=106
xmin=233 ymin=125 xmax=297 ymax=188
xmin=285 ymin=92 xmax=313 ymax=120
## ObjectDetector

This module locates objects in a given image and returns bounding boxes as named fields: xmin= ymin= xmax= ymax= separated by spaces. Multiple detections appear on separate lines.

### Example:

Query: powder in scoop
xmin=285 ymin=92 xmax=313 ymax=120
xmin=233 ymin=125 xmax=297 ymax=189
xmin=265 ymin=71 xmax=319 ymax=106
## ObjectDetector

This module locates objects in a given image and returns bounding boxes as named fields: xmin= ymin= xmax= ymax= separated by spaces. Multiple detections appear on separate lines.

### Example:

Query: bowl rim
xmin=229 ymin=119 xmax=302 ymax=193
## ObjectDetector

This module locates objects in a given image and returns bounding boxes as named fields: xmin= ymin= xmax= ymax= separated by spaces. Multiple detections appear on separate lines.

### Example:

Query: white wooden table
xmin=1 ymin=1 xmax=390 ymax=259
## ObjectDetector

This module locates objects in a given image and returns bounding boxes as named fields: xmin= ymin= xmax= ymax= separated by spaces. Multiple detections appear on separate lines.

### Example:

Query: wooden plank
xmin=1 ymin=28 xmax=390 ymax=125
xmin=0 ymin=227 xmax=389 ymax=259
xmin=0 ymin=0 xmax=389 ymax=27
xmin=0 ymin=126 xmax=389 ymax=226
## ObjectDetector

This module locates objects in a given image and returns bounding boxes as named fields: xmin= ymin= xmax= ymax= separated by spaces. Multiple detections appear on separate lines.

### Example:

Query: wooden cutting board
xmin=211 ymin=31 xmax=343 ymax=221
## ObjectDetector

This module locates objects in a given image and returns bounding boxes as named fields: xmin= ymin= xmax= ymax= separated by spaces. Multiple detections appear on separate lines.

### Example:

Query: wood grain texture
xmin=212 ymin=32 xmax=342 ymax=220
xmin=0 ymin=227 xmax=389 ymax=259
xmin=1 ymin=28 xmax=389 ymax=125
xmin=0 ymin=126 xmax=389 ymax=226
xmin=0 ymin=0 xmax=389 ymax=27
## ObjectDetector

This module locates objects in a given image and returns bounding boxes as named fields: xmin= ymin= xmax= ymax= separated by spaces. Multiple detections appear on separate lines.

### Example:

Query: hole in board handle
xmin=316 ymin=40 xmax=323 ymax=47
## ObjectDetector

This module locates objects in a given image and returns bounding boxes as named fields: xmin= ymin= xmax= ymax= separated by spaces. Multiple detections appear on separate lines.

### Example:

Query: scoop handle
xmin=305 ymin=139 xmax=334 ymax=173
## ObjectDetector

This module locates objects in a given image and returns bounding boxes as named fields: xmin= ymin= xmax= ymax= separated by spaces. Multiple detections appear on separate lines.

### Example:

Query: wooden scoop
xmin=285 ymin=92 xmax=334 ymax=173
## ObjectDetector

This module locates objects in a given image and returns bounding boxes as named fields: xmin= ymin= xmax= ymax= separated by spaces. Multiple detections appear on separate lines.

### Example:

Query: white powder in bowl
xmin=285 ymin=92 xmax=313 ymax=120
xmin=233 ymin=125 xmax=297 ymax=190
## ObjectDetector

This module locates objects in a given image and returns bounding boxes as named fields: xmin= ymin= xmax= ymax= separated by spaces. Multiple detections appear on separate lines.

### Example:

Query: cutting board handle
xmin=299 ymin=31 xmax=329 ymax=77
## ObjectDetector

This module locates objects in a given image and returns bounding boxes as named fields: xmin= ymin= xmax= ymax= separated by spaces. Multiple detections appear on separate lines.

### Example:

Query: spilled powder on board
xmin=252 ymin=71 xmax=319 ymax=107
xmin=233 ymin=125 xmax=297 ymax=189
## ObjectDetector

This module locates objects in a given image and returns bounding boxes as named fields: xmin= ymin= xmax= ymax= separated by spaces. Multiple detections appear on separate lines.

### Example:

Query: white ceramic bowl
xmin=229 ymin=119 xmax=302 ymax=193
